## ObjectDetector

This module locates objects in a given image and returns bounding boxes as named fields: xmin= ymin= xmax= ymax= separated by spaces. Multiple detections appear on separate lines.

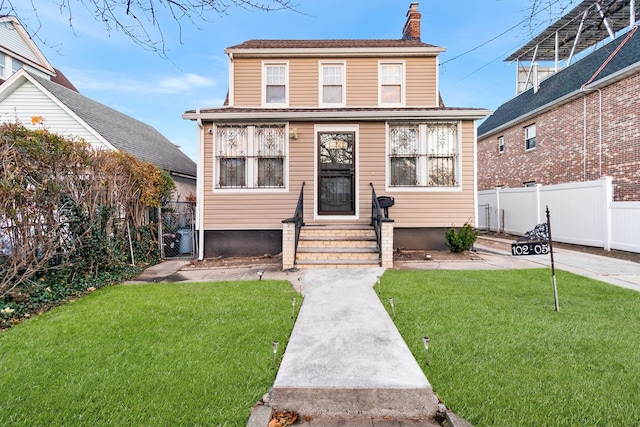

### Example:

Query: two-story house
xmin=183 ymin=3 xmax=490 ymax=268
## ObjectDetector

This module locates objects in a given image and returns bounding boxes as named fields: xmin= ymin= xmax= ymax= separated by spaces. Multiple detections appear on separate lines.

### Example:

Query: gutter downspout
xmin=598 ymin=89 xmax=602 ymax=178
xmin=583 ymin=95 xmax=587 ymax=181
xmin=196 ymin=109 xmax=205 ymax=260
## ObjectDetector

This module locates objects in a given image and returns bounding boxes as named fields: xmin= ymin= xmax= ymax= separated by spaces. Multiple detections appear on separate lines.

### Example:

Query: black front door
xmin=318 ymin=132 xmax=355 ymax=215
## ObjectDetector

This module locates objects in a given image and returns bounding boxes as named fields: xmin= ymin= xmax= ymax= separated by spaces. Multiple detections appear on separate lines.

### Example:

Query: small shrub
xmin=445 ymin=222 xmax=480 ymax=252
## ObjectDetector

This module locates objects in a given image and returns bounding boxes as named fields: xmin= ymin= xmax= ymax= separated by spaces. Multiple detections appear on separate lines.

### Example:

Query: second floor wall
xmin=229 ymin=55 xmax=439 ymax=109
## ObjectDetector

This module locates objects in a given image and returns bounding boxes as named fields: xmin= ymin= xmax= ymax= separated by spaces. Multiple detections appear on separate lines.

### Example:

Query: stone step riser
xmin=298 ymin=241 xmax=378 ymax=249
xmin=300 ymin=228 xmax=376 ymax=238
xmin=295 ymin=262 xmax=380 ymax=269
xmin=297 ymin=253 xmax=379 ymax=261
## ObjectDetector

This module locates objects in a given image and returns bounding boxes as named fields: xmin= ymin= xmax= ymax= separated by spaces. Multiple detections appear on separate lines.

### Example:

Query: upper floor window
xmin=320 ymin=62 xmax=345 ymax=106
xmin=498 ymin=136 xmax=505 ymax=154
xmin=525 ymin=124 xmax=536 ymax=150
xmin=11 ymin=58 xmax=23 ymax=74
xmin=215 ymin=124 xmax=287 ymax=190
xmin=263 ymin=62 xmax=288 ymax=106
xmin=0 ymin=54 xmax=6 ymax=78
xmin=388 ymin=122 xmax=460 ymax=188
xmin=379 ymin=62 xmax=405 ymax=106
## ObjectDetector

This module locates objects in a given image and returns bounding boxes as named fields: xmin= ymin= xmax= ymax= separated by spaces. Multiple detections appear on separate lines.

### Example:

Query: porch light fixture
xmin=272 ymin=341 xmax=279 ymax=369
xmin=291 ymin=297 xmax=297 ymax=319
xmin=422 ymin=336 xmax=430 ymax=365
xmin=389 ymin=297 xmax=396 ymax=317
xmin=257 ymin=269 xmax=264 ymax=280
xmin=289 ymin=128 xmax=298 ymax=139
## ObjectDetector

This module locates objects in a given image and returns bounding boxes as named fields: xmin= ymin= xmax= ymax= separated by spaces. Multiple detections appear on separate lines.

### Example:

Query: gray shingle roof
xmin=226 ymin=39 xmax=440 ymax=50
xmin=478 ymin=28 xmax=640 ymax=138
xmin=30 ymin=72 xmax=196 ymax=178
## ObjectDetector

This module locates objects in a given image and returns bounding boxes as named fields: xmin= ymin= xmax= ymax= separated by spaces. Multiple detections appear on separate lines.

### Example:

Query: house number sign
xmin=511 ymin=222 xmax=549 ymax=256
xmin=511 ymin=241 xmax=549 ymax=256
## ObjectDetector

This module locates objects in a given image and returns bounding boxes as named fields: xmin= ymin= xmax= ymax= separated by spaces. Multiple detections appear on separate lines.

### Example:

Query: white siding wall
xmin=0 ymin=21 xmax=39 ymax=64
xmin=0 ymin=80 xmax=109 ymax=150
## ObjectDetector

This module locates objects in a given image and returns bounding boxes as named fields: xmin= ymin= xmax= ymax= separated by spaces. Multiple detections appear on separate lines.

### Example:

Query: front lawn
xmin=0 ymin=280 xmax=299 ymax=426
xmin=380 ymin=269 xmax=640 ymax=426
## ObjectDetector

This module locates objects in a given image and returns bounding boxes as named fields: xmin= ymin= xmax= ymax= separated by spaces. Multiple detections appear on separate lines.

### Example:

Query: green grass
xmin=0 ymin=280 xmax=300 ymax=426
xmin=380 ymin=269 xmax=640 ymax=427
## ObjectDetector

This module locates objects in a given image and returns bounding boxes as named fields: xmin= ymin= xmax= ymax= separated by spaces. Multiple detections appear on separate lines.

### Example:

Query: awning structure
xmin=507 ymin=0 xmax=639 ymax=64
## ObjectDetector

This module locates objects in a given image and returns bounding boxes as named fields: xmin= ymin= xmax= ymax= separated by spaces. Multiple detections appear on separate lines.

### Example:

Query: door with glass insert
xmin=318 ymin=132 xmax=355 ymax=215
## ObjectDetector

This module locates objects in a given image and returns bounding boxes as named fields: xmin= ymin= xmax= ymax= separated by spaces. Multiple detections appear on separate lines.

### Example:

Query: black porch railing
xmin=370 ymin=183 xmax=393 ymax=259
xmin=283 ymin=181 xmax=305 ymax=267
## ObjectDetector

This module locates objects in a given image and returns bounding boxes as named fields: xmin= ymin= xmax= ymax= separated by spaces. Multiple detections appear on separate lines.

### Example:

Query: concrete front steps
xmin=296 ymin=224 xmax=381 ymax=269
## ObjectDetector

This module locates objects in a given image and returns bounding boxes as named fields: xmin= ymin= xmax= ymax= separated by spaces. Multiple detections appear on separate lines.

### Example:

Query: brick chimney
xmin=402 ymin=2 xmax=421 ymax=41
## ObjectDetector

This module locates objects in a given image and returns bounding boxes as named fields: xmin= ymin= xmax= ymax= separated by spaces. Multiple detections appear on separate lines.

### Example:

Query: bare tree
xmin=525 ymin=0 xmax=578 ymax=34
xmin=1 ymin=0 xmax=298 ymax=55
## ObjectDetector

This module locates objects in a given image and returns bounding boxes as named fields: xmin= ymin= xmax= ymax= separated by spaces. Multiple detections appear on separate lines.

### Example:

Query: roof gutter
xmin=183 ymin=108 xmax=491 ymax=122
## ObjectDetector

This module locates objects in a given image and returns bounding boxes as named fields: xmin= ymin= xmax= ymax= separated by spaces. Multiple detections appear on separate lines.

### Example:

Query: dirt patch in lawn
xmin=393 ymin=249 xmax=481 ymax=262
xmin=189 ymin=253 xmax=282 ymax=269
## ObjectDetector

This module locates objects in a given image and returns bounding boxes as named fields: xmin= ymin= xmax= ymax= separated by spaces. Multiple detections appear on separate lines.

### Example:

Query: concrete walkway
xmin=270 ymin=268 xmax=439 ymax=421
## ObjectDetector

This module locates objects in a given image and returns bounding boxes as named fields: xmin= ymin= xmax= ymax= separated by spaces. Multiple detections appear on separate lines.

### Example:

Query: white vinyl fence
xmin=478 ymin=177 xmax=640 ymax=254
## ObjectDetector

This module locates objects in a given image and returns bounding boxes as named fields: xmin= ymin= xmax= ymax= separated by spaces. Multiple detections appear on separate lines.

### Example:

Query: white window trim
xmin=498 ymin=136 xmax=505 ymax=154
xmin=262 ymin=61 xmax=289 ymax=108
xmin=318 ymin=61 xmax=346 ymax=108
xmin=525 ymin=124 xmax=536 ymax=151
xmin=313 ymin=124 xmax=360 ymax=221
xmin=385 ymin=121 xmax=463 ymax=193
xmin=212 ymin=123 xmax=289 ymax=194
xmin=378 ymin=61 xmax=406 ymax=107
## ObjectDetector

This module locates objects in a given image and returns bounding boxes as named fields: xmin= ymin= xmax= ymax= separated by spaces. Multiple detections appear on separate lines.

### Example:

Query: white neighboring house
xmin=0 ymin=69 xmax=197 ymax=198
xmin=0 ymin=16 xmax=196 ymax=198
xmin=0 ymin=16 xmax=77 ymax=90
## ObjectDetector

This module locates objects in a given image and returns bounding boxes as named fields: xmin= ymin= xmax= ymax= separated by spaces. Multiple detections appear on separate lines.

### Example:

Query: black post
xmin=546 ymin=206 xmax=559 ymax=312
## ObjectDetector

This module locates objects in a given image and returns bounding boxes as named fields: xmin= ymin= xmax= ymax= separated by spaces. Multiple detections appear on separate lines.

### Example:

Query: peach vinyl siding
xmin=232 ymin=58 xmax=262 ymax=106
xmin=202 ymin=120 xmax=476 ymax=230
xmin=231 ymin=56 xmax=438 ymax=108
xmin=406 ymin=56 xmax=437 ymax=106
xmin=290 ymin=59 xmax=319 ymax=106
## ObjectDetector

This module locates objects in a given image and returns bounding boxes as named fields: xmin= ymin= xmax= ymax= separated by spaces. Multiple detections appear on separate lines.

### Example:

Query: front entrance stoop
xmin=295 ymin=224 xmax=381 ymax=269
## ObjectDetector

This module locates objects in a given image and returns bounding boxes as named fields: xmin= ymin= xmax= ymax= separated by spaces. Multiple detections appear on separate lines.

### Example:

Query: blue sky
xmin=14 ymin=0 xmax=580 ymax=161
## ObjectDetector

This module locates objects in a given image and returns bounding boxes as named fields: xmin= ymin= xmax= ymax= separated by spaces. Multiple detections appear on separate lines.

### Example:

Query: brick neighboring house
xmin=478 ymin=19 xmax=640 ymax=201
xmin=183 ymin=3 xmax=490 ymax=267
